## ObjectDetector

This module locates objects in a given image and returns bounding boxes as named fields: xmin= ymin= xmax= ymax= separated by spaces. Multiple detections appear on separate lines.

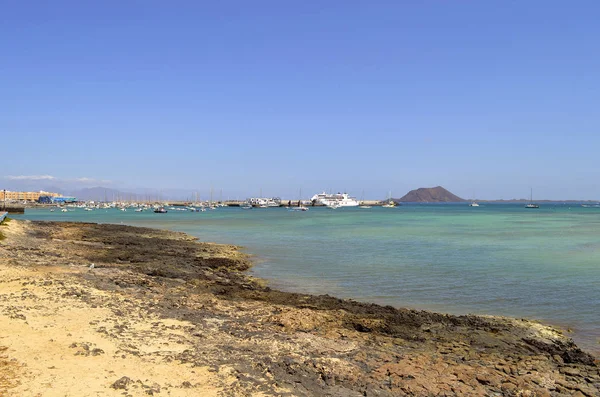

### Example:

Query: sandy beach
xmin=0 ymin=219 xmax=598 ymax=396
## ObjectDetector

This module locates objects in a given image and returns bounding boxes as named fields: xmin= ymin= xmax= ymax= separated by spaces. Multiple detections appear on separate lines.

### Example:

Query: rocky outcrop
xmin=0 ymin=220 xmax=598 ymax=396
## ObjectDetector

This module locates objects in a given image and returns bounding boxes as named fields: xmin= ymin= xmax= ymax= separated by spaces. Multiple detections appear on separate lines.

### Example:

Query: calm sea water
xmin=13 ymin=204 xmax=600 ymax=353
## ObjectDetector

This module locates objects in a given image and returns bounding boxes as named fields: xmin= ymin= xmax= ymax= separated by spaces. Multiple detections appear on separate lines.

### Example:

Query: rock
xmin=561 ymin=366 xmax=581 ymax=376
xmin=475 ymin=373 xmax=493 ymax=385
xmin=111 ymin=376 xmax=132 ymax=390
xmin=501 ymin=382 xmax=517 ymax=393
xmin=91 ymin=348 xmax=104 ymax=356
xmin=553 ymin=354 xmax=564 ymax=364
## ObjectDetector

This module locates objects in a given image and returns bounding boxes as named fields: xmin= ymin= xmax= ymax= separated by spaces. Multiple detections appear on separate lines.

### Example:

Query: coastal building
xmin=2 ymin=190 xmax=61 ymax=202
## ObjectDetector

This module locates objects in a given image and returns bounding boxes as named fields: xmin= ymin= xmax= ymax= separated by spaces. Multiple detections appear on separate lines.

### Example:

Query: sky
xmin=1 ymin=1 xmax=600 ymax=200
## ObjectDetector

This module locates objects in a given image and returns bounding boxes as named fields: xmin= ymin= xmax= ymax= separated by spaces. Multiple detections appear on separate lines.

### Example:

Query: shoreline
xmin=0 ymin=219 xmax=599 ymax=396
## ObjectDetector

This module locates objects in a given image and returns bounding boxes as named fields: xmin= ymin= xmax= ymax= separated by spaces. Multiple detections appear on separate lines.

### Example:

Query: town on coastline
xmin=3 ymin=185 xmax=586 ymax=213
xmin=1 ymin=188 xmax=398 ymax=212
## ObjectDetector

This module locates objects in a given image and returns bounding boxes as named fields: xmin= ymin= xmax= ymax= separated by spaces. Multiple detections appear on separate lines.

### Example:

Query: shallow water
xmin=14 ymin=203 xmax=600 ymax=353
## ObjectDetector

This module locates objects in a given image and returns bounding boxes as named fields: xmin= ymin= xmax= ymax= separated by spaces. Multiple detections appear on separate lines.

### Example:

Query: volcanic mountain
xmin=398 ymin=186 xmax=465 ymax=203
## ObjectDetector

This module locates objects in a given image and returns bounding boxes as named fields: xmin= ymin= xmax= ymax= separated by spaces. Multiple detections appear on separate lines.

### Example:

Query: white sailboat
xmin=359 ymin=190 xmax=371 ymax=208
xmin=525 ymin=188 xmax=540 ymax=209
xmin=294 ymin=188 xmax=309 ymax=211
xmin=468 ymin=191 xmax=480 ymax=206
xmin=381 ymin=191 xmax=396 ymax=208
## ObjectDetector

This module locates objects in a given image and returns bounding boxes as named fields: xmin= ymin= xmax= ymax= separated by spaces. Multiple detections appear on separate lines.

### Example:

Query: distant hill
xmin=69 ymin=187 xmax=191 ymax=202
xmin=398 ymin=186 xmax=466 ymax=202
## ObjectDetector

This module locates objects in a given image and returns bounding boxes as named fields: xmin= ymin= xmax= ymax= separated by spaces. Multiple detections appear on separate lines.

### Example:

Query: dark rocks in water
xmin=398 ymin=186 xmax=466 ymax=202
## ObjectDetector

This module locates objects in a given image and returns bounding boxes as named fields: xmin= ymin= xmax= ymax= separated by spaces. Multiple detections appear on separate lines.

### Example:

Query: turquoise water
xmin=13 ymin=204 xmax=600 ymax=353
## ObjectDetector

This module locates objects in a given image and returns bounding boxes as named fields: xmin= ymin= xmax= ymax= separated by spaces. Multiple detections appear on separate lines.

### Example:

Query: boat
xmin=310 ymin=192 xmax=359 ymax=207
xmin=359 ymin=190 xmax=371 ymax=208
xmin=381 ymin=200 xmax=396 ymax=208
xmin=135 ymin=208 xmax=143 ymax=212
xmin=469 ymin=202 xmax=480 ymax=207
xmin=381 ymin=191 xmax=398 ymax=208
xmin=290 ymin=206 xmax=309 ymax=212
xmin=246 ymin=197 xmax=281 ymax=208
xmin=61 ymin=208 xmax=68 ymax=212
xmin=525 ymin=188 xmax=540 ymax=209
xmin=241 ymin=202 xmax=253 ymax=210
xmin=154 ymin=207 xmax=168 ymax=213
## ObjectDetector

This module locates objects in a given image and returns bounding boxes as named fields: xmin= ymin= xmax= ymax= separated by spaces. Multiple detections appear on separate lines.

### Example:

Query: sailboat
xmin=381 ymin=191 xmax=396 ymax=208
xmin=295 ymin=188 xmax=309 ymax=211
xmin=468 ymin=191 xmax=480 ymax=206
xmin=525 ymin=188 xmax=540 ymax=209
xmin=359 ymin=190 xmax=371 ymax=209
xmin=469 ymin=196 xmax=479 ymax=207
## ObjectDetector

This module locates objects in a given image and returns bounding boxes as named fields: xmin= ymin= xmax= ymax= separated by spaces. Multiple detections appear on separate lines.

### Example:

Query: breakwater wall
xmin=1 ymin=206 xmax=25 ymax=214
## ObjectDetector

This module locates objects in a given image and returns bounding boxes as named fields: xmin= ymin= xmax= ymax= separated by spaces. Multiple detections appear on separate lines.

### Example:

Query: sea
xmin=13 ymin=203 xmax=600 ymax=354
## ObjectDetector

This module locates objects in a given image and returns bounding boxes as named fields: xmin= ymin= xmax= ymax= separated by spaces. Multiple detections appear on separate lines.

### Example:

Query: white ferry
xmin=310 ymin=192 xmax=360 ymax=207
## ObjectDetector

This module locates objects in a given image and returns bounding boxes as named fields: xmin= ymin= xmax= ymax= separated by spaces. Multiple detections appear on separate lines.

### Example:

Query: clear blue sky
xmin=2 ymin=1 xmax=599 ymax=200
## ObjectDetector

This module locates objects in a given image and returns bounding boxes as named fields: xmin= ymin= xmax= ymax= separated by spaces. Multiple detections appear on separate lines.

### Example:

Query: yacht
xmin=525 ymin=188 xmax=540 ymax=209
xmin=246 ymin=197 xmax=281 ymax=207
xmin=381 ymin=200 xmax=396 ymax=208
xmin=381 ymin=191 xmax=398 ymax=208
xmin=290 ymin=205 xmax=309 ymax=212
xmin=310 ymin=192 xmax=359 ymax=207
xmin=469 ymin=202 xmax=480 ymax=207
xmin=154 ymin=207 xmax=168 ymax=213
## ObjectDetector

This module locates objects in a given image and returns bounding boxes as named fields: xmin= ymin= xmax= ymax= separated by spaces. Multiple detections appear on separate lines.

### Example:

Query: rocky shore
xmin=0 ymin=220 xmax=598 ymax=396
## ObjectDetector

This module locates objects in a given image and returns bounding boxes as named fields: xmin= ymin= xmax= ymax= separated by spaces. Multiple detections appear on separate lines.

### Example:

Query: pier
xmin=0 ymin=206 xmax=25 ymax=214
